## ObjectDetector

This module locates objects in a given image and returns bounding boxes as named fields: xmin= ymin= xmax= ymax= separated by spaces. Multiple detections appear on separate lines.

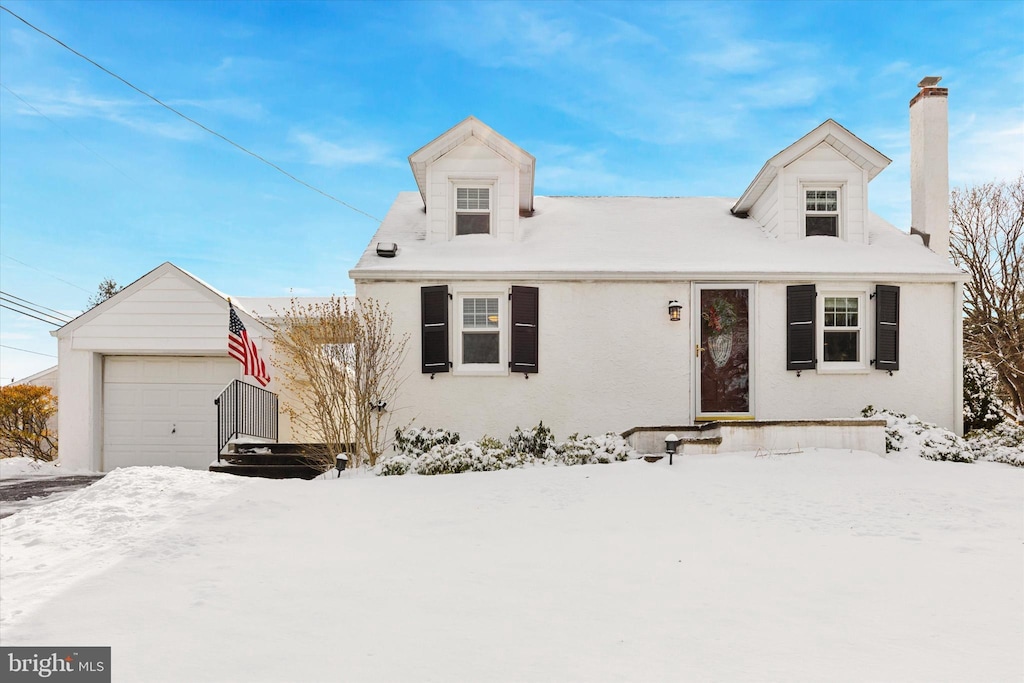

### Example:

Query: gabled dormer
xmin=408 ymin=117 xmax=535 ymax=242
xmin=731 ymin=120 xmax=891 ymax=244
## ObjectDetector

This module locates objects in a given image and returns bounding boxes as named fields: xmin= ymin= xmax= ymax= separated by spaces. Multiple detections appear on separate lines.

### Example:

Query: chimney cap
xmin=917 ymin=76 xmax=942 ymax=88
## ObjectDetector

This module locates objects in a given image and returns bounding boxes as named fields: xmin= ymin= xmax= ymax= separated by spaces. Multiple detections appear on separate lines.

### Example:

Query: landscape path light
xmin=665 ymin=434 xmax=680 ymax=465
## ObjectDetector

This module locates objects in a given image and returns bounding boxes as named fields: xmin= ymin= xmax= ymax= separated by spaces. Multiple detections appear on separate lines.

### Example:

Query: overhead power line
xmin=0 ymin=296 xmax=73 ymax=326
xmin=0 ymin=344 xmax=57 ymax=358
xmin=0 ymin=302 xmax=68 ymax=326
xmin=1 ymin=82 xmax=136 ymax=182
xmin=0 ymin=302 xmax=64 ymax=326
xmin=0 ymin=291 xmax=73 ymax=322
xmin=2 ymin=255 xmax=92 ymax=293
xmin=0 ymin=5 xmax=382 ymax=223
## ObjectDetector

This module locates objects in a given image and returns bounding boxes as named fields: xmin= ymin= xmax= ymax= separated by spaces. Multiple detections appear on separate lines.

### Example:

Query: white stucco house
xmin=52 ymin=78 xmax=964 ymax=471
xmin=350 ymin=79 xmax=964 ymax=449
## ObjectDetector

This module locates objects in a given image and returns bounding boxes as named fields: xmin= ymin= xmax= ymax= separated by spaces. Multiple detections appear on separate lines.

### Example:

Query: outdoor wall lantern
xmin=668 ymin=300 xmax=682 ymax=322
xmin=376 ymin=242 xmax=398 ymax=258
xmin=665 ymin=433 xmax=680 ymax=465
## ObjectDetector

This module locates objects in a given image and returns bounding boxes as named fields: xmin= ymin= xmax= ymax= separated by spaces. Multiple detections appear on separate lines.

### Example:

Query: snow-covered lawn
xmin=1 ymin=450 xmax=1021 ymax=682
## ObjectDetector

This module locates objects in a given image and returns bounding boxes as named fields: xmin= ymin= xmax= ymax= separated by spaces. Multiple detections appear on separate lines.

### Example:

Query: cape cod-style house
xmin=349 ymin=78 xmax=964 ymax=450
xmin=53 ymin=78 xmax=964 ymax=471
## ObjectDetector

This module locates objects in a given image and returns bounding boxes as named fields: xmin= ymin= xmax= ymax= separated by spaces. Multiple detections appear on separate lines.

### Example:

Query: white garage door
xmin=103 ymin=356 xmax=240 ymax=471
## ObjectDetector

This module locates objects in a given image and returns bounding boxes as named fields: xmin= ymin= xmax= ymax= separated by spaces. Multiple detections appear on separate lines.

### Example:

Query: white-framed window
xmin=455 ymin=292 xmax=506 ymax=373
xmin=818 ymin=291 xmax=868 ymax=372
xmin=455 ymin=186 xmax=491 ymax=236
xmin=804 ymin=186 xmax=841 ymax=237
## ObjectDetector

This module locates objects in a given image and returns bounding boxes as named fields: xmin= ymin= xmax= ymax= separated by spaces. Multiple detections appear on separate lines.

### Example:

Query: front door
xmin=695 ymin=285 xmax=753 ymax=419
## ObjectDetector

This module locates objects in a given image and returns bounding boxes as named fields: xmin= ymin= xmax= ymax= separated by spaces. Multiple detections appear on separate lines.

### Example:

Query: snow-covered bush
xmin=375 ymin=454 xmax=414 ymax=476
xmin=393 ymin=427 xmax=460 ymax=457
xmin=966 ymin=421 xmax=1024 ymax=467
xmin=862 ymin=406 xmax=973 ymax=463
xmin=376 ymin=424 xmax=637 ymax=475
xmin=411 ymin=438 xmax=518 ymax=475
xmin=557 ymin=433 xmax=634 ymax=465
xmin=963 ymin=359 xmax=1005 ymax=433
xmin=507 ymin=421 xmax=557 ymax=460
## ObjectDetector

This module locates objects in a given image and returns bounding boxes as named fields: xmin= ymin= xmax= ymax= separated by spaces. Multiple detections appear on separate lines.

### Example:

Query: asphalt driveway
xmin=0 ymin=475 xmax=105 ymax=519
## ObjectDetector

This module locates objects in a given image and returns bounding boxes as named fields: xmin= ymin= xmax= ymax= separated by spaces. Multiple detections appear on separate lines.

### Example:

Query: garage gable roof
xmin=52 ymin=262 xmax=265 ymax=338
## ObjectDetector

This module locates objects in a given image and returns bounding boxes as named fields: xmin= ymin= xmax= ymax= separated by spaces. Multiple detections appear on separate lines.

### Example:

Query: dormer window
xmin=456 ymin=186 xmax=491 ymax=235
xmin=805 ymin=188 xmax=840 ymax=237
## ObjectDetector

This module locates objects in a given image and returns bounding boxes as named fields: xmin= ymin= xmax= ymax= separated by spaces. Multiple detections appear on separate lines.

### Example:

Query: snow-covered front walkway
xmin=1 ymin=449 xmax=1021 ymax=682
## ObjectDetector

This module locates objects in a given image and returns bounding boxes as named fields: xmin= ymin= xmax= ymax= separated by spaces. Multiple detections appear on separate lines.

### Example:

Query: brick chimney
xmin=909 ymin=76 xmax=949 ymax=259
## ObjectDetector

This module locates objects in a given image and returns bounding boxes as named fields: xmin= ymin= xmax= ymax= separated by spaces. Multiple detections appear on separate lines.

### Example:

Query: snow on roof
xmin=350 ymin=192 xmax=964 ymax=281
xmin=235 ymin=296 xmax=350 ymax=321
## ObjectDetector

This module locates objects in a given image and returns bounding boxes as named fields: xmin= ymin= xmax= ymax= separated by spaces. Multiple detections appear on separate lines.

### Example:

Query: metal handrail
xmin=215 ymin=379 xmax=279 ymax=461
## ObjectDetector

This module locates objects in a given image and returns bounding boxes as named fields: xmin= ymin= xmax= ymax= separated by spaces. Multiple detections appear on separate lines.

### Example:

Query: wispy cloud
xmin=532 ymin=144 xmax=625 ymax=195
xmin=5 ymin=83 xmax=266 ymax=138
xmin=166 ymin=96 xmax=265 ymax=121
xmin=290 ymin=131 xmax=399 ymax=168
xmin=4 ymin=86 xmax=199 ymax=140
xmin=418 ymin=1 xmax=828 ymax=145
xmin=427 ymin=2 xmax=579 ymax=69
xmin=952 ymin=110 xmax=1024 ymax=185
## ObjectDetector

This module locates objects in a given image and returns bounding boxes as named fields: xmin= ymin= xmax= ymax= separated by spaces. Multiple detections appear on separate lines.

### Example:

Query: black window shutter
xmin=421 ymin=285 xmax=449 ymax=374
xmin=510 ymin=286 xmax=539 ymax=374
xmin=787 ymin=284 xmax=816 ymax=371
xmin=874 ymin=285 xmax=900 ymax=372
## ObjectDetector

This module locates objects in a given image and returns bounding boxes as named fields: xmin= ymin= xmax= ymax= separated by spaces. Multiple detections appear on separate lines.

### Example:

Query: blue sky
xmin=1 ymin=0 xmax=1022 ymax=382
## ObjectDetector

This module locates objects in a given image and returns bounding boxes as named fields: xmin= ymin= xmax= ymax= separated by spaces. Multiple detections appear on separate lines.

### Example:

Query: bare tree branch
xmin=950 ymin=175 xmax=1024 ymax=418
xmin=270 ymin=297 xmax=408 ymax=470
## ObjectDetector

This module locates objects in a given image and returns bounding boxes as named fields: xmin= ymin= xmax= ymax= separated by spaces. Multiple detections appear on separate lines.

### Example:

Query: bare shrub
xmin=272 ymin=297 xmax=408 ymax=470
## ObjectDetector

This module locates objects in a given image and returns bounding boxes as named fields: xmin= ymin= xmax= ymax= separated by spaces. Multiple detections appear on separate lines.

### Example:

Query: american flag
xmin=228 ymin=302 xmax=270 ymax=387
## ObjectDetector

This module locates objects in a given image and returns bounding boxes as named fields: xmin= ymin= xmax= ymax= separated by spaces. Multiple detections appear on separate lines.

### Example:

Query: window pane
xmin=457 ymin=187 xmax=490 ymax=210
xmin=463 ymin=332 xmax=499 ymax=364
xmin=824 ymin=331 xmax=859 ymax=362
xmin=806 ymin=189 xmax=837 ymax=212
xmin=456 ymin=213 xmax=490 ymax=235
xmin=824 ymin=297 xmax=859 ymax=327
xmin=463 ymin=298 xmax=498 ymax=328
xmin=806 ymin=215 xmax=838 ymax=237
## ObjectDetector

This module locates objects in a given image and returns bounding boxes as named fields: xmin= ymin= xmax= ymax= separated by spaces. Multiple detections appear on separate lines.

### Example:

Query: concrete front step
xmin=621 ymin=424 xmax=723 ymax=455
xmin=622 ymin=419 xmax=886 ymax=456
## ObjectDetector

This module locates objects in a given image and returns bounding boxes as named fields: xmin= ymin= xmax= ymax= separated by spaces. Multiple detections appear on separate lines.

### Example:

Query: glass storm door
xmin=696 ymin=286 xmax=752 ymax=418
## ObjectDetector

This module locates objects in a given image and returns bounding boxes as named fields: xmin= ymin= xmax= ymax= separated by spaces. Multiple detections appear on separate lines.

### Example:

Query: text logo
xmin=2 ymin=647 xmax=110 ymax=682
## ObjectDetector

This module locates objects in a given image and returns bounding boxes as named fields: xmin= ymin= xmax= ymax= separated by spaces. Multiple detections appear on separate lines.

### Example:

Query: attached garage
xmin=102 ymin=356 xmax=239 ymax=471
xmin=55 ymin=263 xmax=276 ymax=472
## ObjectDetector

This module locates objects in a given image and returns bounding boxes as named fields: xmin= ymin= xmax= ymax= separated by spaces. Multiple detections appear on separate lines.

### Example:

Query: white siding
xmin=779 ymin=142 xmax=869 ymax=244
xmin=747 ymin=174 xmax=780 ymax=236
xmin=56 ymin=266 xmax=286 ymax=471
xmin=68 ymin=272 xmax=235 ymax=352
xmin=424 ymin=137 xmax=519 ymax=242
